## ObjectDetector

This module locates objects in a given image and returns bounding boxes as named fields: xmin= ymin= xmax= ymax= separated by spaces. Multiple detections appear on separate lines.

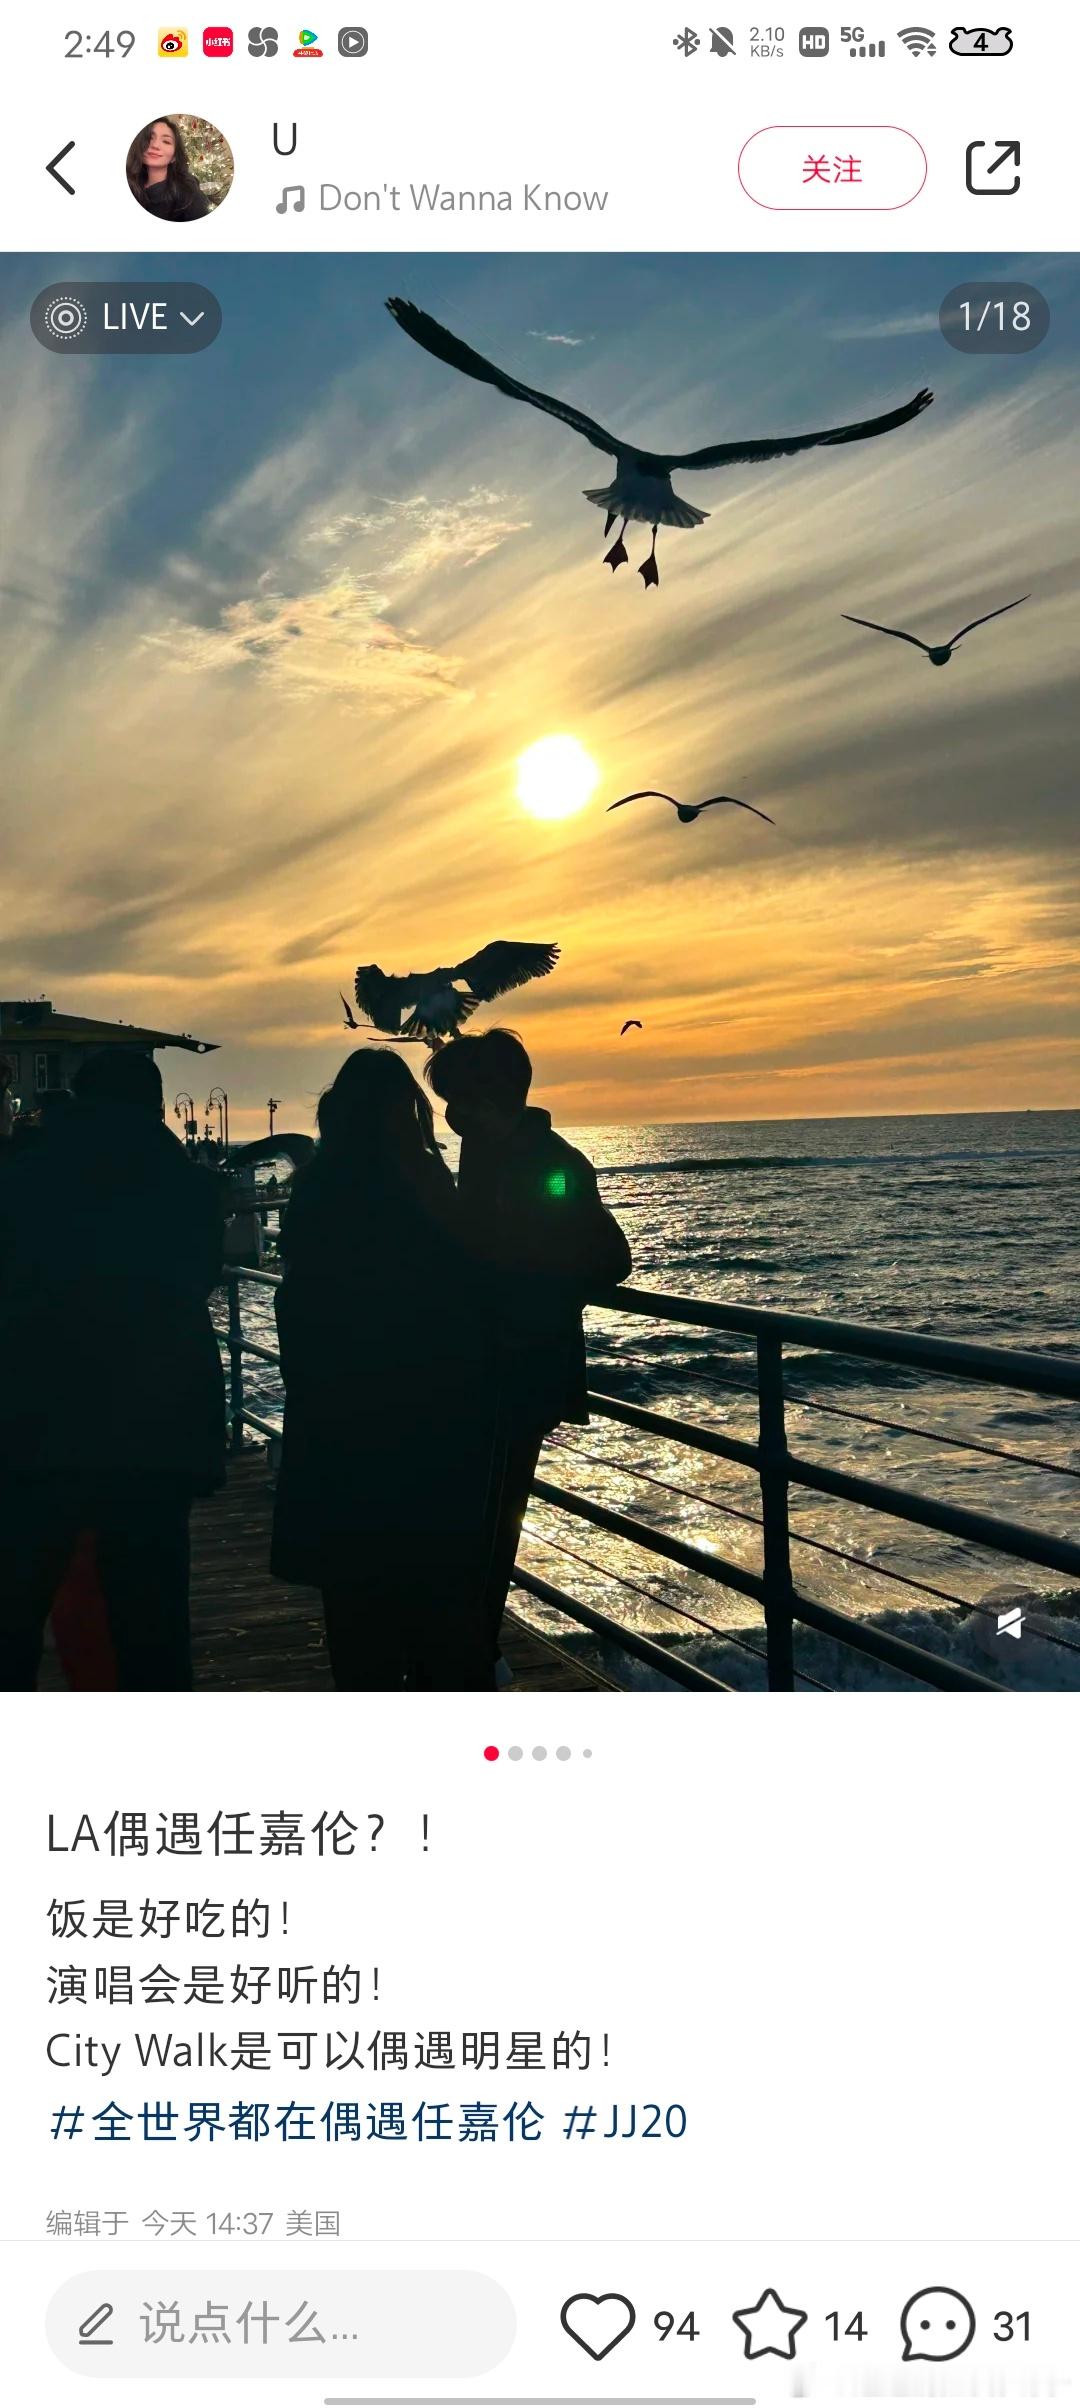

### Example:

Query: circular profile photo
xmin=126 ymin=114 xmax=234 ymax=224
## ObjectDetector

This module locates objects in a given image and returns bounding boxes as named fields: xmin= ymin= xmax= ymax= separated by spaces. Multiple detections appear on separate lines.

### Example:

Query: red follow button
xmin=739 ymin=126 xmax=927 ymax=210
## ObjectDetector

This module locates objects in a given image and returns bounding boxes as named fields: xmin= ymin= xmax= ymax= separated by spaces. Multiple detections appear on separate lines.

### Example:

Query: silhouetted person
xmin=271 ymin=1049 xmax=499 ymax=1690
xmin=0 ymin=1048 xmax=225 ymax=1690
xmin=426 ymin=1030 xmax=631 ymax=1654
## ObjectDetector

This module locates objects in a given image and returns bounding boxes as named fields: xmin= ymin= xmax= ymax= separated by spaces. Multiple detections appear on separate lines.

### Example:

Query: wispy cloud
xmin=0 ymin=334 xmax=146 ymax=708
xmin=304 ymin=489 xmax=529 ymax=579
xmin=829 ymin=311 xmax=941 ymax=341
xmin=528 ymin=329 xmax=591 ymax=346
xmin=142 ymin=575 xmax=468 ymax=707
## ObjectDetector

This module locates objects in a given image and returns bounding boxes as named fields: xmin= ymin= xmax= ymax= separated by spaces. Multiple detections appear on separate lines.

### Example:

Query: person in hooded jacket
xmin=426 ymin=1029 xmax=631 ymax=1658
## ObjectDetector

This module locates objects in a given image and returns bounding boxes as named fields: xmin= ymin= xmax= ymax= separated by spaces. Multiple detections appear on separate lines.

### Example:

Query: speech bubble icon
xmin=900 ymin=2286 xmax=976 ymax=2362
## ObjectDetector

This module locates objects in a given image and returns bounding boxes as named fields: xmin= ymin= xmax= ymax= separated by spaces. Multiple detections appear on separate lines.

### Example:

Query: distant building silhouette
xmin=0 ymin=998 xmax=217 ymax=1111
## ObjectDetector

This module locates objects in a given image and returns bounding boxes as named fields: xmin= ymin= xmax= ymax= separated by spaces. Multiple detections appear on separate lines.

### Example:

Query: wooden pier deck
xmin=187 ymin=1448 xmax=605 ymax=1691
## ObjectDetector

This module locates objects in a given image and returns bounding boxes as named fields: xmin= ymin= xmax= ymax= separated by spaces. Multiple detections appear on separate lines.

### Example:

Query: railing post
xmin=227 ymin=1272 xmax=245 ymax=1456
xmin=756 ymin=1332 xmax=795 ymax=1690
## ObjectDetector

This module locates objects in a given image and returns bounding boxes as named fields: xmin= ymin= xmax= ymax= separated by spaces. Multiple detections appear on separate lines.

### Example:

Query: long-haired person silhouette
xmin=271 ymin=1049 xmax=500 ymax=1690
xmin=126 ymin=117 xmax=211 ymax=221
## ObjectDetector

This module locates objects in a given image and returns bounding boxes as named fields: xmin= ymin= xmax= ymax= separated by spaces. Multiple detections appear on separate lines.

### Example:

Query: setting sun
xmin=516 ymin=733 xmax=600 ymax=823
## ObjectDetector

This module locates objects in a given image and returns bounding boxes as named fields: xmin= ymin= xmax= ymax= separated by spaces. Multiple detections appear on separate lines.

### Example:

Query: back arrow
xmin=46 ymin=141 xmax=76 ymax=196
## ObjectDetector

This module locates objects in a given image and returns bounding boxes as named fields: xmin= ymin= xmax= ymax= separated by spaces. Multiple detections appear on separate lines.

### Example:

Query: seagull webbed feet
xmin=638 ymin=526 xmax=660 ymax=589
xmin=604 ymin=516 xmax=630 ymax=571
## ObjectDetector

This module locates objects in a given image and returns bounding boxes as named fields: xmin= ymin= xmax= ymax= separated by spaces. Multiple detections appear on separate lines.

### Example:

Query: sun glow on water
xmin=516 ymin=734 xmax=600 ymax=823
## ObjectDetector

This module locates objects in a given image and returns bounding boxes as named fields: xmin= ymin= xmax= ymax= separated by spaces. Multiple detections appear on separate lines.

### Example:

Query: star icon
xmin=732 ymin=2286 xmax=807 ymax=2361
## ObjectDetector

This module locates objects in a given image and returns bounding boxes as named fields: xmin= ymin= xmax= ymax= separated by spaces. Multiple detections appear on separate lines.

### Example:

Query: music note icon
xmin=275 ymin=185 xmax=306 ymax=213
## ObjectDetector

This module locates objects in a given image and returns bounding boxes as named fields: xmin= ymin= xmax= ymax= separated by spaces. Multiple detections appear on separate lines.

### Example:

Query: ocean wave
xmin=514 ymin=1580 xmax=1080 ymax=1694
xmin=601 ymin=1146 xmax=1080 ymax=1184
xmin=606 ymin=1154 xmax=816 ymax=1176
xmin=595 ymin=1336 xmax=967 ymax=1400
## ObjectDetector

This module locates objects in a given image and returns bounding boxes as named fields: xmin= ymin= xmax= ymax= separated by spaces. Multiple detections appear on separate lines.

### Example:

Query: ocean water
xmin=241 ymin=1111 xmax=1080 ymax=1692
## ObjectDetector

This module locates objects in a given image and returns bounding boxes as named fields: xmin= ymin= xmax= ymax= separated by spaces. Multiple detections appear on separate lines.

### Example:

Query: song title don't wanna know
xmin=310 ymin=182 xmax=612 ymax=214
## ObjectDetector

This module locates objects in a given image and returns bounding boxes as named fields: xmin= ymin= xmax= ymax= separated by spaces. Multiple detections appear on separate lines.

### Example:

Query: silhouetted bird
xmin=620 ymin=1020 xmax=643 ymax=1036
xmin=355 ymin=940 xmax=560 ymax=1043
xmin=608 ymin=789 xmax=775 ymax=826
xmin=339 ymin=992 xmax=359 ymax=1030
xmin=386 ymin=297 xmax=933 ymax=588
xmin=842 ymin=594 xmax=1030 ymax=666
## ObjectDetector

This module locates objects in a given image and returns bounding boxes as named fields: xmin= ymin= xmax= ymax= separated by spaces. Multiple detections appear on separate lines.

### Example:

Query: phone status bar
xmin=54 ymin=20 xmax=1020 ymax=67
xmin=667 ymin=23 xmax=1015 ymax=63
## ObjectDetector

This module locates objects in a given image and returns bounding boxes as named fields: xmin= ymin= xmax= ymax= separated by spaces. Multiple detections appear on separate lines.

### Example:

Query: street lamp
xmin=174 ymin=1090 xmax=198 ymax=1148
xmin=206 ymin=1086 xmax=230 ymax=1155
xmin=267 ymin=1096 xmax=281 ymax=1138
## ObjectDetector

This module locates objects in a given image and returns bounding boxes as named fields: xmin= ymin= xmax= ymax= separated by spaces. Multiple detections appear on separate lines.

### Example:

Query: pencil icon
xmin=77 ymin=2302 xmax=114 ymax=2345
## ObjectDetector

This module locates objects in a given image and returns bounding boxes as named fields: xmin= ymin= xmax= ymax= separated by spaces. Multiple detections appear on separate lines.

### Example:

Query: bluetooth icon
xmin=673 ymin=26 xmax=701 ymax=55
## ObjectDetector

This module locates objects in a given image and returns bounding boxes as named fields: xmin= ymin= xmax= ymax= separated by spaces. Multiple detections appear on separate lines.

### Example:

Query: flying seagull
xmin=608 ymin=789 xmax=775 ymax=826
xmin=620 ymin=1019 xmax=643 ymax=1036
xmin=386 ymin=296 xmax=933 ymax=587
xmin=843 ymin=594 xmax=1030 ymax=667
xmin=354 ymin=939 xmax=560 ymax=1043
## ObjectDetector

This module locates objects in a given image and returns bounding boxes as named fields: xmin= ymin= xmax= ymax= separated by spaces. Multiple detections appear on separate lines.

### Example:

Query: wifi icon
xmin=899 ymin=24 xmax=937 ymax=52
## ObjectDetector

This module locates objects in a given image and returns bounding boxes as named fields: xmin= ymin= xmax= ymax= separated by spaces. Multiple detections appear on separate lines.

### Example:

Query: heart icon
xmin=560 ymin=2292 xmax=636 ymax=2361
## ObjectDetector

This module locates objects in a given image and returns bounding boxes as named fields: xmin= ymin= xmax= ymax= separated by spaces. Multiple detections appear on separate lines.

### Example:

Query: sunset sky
xmin=1 ymin=249 xmax=1077 ymax=1138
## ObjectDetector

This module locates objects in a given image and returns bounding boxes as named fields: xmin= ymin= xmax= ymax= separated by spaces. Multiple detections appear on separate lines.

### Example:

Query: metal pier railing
xmin=218 ymin=1268 xmax=1080 ymax=1695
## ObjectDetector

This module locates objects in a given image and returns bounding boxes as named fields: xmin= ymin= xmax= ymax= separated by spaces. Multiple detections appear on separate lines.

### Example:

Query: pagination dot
xmin=500 ymin=1744 xmax=594 ymax=1761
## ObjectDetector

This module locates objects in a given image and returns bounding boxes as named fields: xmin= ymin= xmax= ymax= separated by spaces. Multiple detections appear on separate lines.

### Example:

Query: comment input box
xmin=48 ymin=2270 xmax=516 ymax=2377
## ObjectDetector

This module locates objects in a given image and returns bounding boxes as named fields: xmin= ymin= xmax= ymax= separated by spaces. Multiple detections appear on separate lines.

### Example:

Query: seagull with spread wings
xmin=387 ymin=296 xmax=934 ymax=587
xmin=843 ymin=593 xmax=1030 ymax=666
xmin=353 ymin=939 xmax=560 ymax=1044
xmin=620 ymin=1019 xmax=643 ymax=1036
xmin=608 ymin=790 xmax=775 ymax=826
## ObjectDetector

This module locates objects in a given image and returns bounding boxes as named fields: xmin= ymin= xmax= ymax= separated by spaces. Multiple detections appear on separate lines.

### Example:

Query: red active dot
xmin=483 ymin=1746 xmax=500 ymax=1761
